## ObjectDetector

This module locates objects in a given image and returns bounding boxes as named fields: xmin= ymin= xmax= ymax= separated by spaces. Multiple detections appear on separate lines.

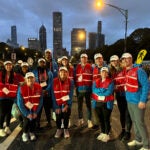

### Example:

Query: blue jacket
xmin=33 ymin=68 xmax=53 ymax=96
xmin=92 ymin=80 xmax=114 ymax=109
xmin=46 ymin=59 xmax=58 ymax=78
xmin=17 ymin=86 xmax=43 ymax=118
xmin=125 ymin=67 xmax=149 ymax=104
xmin=52 ymin=79 xmax=74 ymax=110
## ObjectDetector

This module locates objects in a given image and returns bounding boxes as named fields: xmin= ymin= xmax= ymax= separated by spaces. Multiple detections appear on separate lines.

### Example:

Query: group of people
xmin=0 ymin=49 xmax=149 ymax=150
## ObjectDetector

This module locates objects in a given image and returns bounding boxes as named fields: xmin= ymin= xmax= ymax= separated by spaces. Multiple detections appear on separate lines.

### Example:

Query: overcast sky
xmin=0 ymin=0 xmax=150 ymax=52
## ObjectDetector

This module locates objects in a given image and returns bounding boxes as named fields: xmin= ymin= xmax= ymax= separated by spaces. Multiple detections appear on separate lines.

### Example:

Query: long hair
xmin=2 ymin=69 xmax=14 ymax=84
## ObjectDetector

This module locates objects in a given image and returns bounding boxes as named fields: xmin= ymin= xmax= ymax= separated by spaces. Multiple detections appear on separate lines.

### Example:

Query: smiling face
xmin=5 ymin=63 xmax=13 ymax=72
xmin=59 ymin=69 xmax=68 ymax=81
xmin=80 ymin=57 xmax=88 ymax=65
xmin=61 ymin=58 xmax=68 ymax=66
xmin=110 ymin=60 xmax=119 ymax=68
xmin=95 ymin=57 xmax=103 ymax=67
xmin=122 ymin=57 xmax=132 ymax=68
xmin=100 ymin=70 xmax=108 ymax=79
xmin=26 ymin=76 xmax=35 ymax=87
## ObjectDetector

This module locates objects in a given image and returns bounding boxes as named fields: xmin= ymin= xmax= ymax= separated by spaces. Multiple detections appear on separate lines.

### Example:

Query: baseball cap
xmin=59 ymin=66 xmax=68 ymax=72
xmin=80 ymin=53 xmax=88 ymax=58
xmin=38 ymin=58 xmax=46 ymax=63
xmin=110 ymin=55 xmax=119 ymax=61
xmin=61 ymin=56 xmax=68 ymax=60
xmin=21 ymin=62 xmax=29 ymax=67
xmin=25 ymin=72 xmax=35 ymax=78
xmin=4 ymin=61 xmax=12 ymax=66
xmin=101 ymin=67 xmax=109 ymax=72
xmin=45 ymin=49 xmax=52 ymax=53
xmin=121 ymin=53 xmax=132 ymax=59
xmin=94 ymin=53 xmax=103 ymax=60
xmin=18 ymin=60 xmax=23 ymax=64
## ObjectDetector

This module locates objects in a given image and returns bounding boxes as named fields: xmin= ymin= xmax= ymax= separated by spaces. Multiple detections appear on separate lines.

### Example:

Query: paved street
xmin=0 ymin=98 xmax=150 ymax=150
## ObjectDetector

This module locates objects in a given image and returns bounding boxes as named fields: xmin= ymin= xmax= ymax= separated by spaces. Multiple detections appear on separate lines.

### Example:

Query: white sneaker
xmin=54 ymin=129 xmax=63 ymax=138
xmin=78 ymin=118 xmax=84 ymax=126
xmin=127 ymin=140 xmax=143 ymax=146
xmin=64 ymin=129 xmax=70 ymax=138
xmin=29 ymin=132 xmax=36 ymax=141
xmin=139 ymin=147 xmax=150 ymax=150
xmin=88 ymin=120 xmax=93 ymax=128
xmin=22 ymin=133 xmax=29 ymax=142
xmin=97 ymin=133 xmax=105 ymax=140
xmin=4 ymin=127 xmax=11 ymax=134
xmin=101 ymin=134 xmax=110 ymax=142
xmin=0 ymin=129 xmax=6 ymax=137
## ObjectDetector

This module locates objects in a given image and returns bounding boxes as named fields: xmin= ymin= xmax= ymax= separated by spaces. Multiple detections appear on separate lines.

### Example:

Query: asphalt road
xmin=0 ymin=98 xmax=150 ymax=150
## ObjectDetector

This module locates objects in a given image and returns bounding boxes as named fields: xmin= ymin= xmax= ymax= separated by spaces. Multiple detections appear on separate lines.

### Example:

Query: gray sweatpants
xmin=127 ymin=102 xmax=149 ymax=149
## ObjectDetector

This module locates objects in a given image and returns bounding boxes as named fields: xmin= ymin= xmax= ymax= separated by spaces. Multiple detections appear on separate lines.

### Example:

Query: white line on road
xmin=0 ymin=125 xmax=22 ymax=150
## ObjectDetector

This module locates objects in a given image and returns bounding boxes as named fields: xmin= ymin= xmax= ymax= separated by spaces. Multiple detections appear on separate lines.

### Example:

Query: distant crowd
xmin=0 ymin=49 xmax=150 ymax=150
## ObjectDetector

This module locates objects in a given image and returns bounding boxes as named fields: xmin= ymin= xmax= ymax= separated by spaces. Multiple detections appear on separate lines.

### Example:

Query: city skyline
xmin=0 ymin=0 xmax=150 ymax=53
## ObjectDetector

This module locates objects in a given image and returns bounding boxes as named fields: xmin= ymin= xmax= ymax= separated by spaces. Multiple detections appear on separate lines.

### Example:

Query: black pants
xmin=77 ymin=92 xmax=92 ymax=120
xmin=116 ymin=93 xmax=132 ymax=132
xmin=37 ymin=96 xmax=52 ymax=126
xmin=0 ymin=99 xmax=13 ymax=129
xmin=95 ymin=102 xmax=112 ymax=134
xmin=56 ymin=108 xmax=71 ymax=129
xmin=22 ymin=116 xmax=36 ymax=133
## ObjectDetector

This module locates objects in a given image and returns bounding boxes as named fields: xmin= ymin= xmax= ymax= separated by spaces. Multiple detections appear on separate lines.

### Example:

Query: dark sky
xmin=0 ymin=0 xmax=150 ymax=53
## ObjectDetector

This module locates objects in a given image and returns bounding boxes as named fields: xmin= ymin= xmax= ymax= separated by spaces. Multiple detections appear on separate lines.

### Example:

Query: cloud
xmin=0 ymin=0 xmax=150 ymax=52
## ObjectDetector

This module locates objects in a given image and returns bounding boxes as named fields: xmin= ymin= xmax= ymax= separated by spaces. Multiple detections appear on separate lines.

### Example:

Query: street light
xmin=96 ymin=1 xmax=128 ymax=52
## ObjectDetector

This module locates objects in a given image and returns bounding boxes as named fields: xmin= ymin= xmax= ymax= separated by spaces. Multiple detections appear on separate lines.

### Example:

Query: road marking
xmin=0 ymin=125 xmax=22 ymax=150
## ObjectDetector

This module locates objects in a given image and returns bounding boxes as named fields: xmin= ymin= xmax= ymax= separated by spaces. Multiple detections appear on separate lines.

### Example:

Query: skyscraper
xmin=39 ymin=25 xmax=47 ymax=52
xmin=96 ymin=21 xmax=105 ymax=48
xmin=53 ymin=12 xmax=62 ymax=58
xmin=11 ymin=25 xmax=17 ymax=45
xmin=88 ymin=32 xmax=97 ymax=49
xmin=71 ymin=28 xmax=86 ymax=56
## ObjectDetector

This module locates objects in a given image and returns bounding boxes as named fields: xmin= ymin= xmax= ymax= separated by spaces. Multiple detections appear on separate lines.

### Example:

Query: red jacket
xmin=92 ymin=78 xmax=114 ymax=102
xmin=93 ymin=66 xmax=101 ymax=81
xmin=76 ymin=63 xmax=92 ymax=87
xmin=20 ymin=83 xmax=42 ymax=111
xmin=125 ymin=67 xmax=139 ymax=92
xmin=0 ymin=72 xmax=24 ymax=99
xmin=53 ymin=78 xmax=71 ymax=106
xmin=114 ymin=70 xmax=126 ymax=92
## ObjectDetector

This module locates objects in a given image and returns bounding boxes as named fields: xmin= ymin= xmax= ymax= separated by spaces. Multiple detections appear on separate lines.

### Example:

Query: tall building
xmin=53 ymin=12 xmax=62 ymax=58
xmin=96 ymin=21 xmax=105 ymax=48
xmin=7 ymin=25 xmax=19 ymax=48
xmin=39 ymin=25 xmax=47 ymax=52
xmin=28 ymin=38 xmax=40 ymax=50
xmin=71 ymin=28 xmax=86 ymax=56
xmin=11 ymin=25 xmax=17 ymax=44
xmin=88 ymin=32 xmax=97 ymax=49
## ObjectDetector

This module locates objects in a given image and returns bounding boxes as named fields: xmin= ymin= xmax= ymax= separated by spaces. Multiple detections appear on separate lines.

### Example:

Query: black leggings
xmin=0 ymin=99 xmax=13 ymax=129
xmin=95 ymin=102 xmax=112 ymax=134
xmin=56 ymin=108 xmax=71 ymax=129
xmin=116 ymin=93 xmax=132 ymax=132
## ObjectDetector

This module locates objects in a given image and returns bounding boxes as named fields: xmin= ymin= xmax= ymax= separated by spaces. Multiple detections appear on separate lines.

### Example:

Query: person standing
xmin=17 ymin=72 xmax=43 ymax=142
xmin=0 ymin=61 xmax=24 ymax=137
xmin=92 ymin=67 xmax=114 ymax=142
xmin=122 ymin=53 xmax=149 ymax=150
xmin=109 ymin=55 xmax=132 ymax=141
xmin=44 ymin=49 xmax=58 ymax=121
xmin=75 ymin=53 xmax=93 ymax=128
xmin=52 ymin=67 xmax=74 ymax=138
xmin=92 ymin=53 xmax=106 ymax=129
xmin=33 ymin=58 xmax=53 ymax=128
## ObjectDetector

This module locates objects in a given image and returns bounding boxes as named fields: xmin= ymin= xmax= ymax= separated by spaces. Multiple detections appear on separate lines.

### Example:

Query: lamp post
xmin=96 ymin=1 xmax=128 ymax=52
